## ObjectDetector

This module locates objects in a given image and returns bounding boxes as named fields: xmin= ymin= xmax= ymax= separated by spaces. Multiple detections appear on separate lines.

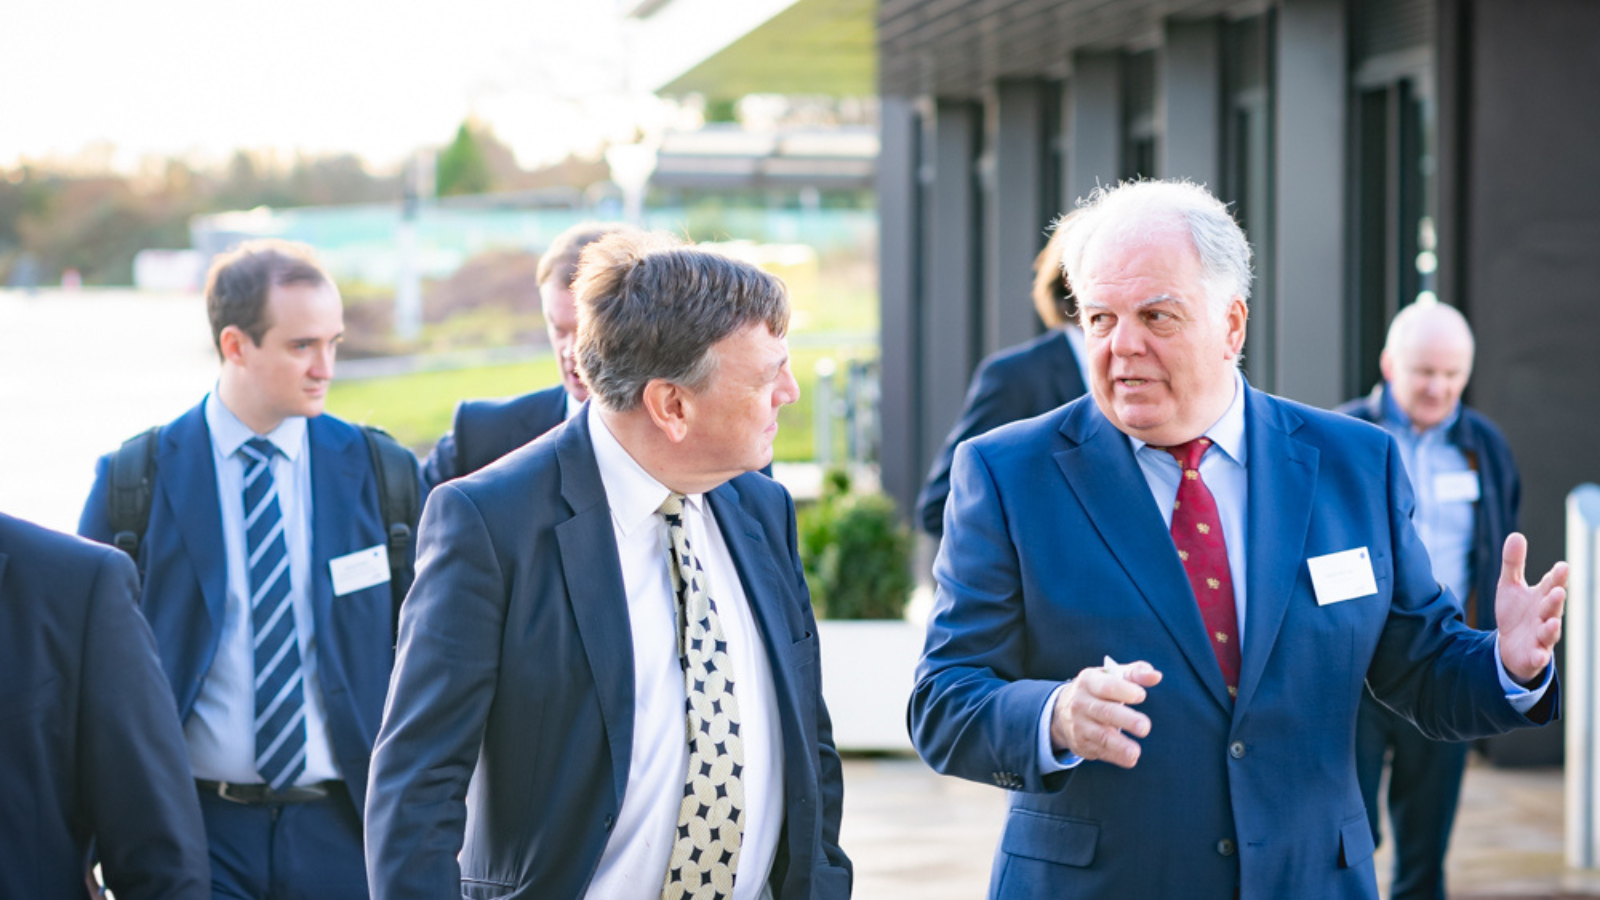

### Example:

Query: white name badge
xmin=1434 ymin=470 xmax=1481 ymax=504
xmin=330 ymin=544 xmax=391 ymax=597
xmin=1307 ymin=547 xmax=1379 ymax=606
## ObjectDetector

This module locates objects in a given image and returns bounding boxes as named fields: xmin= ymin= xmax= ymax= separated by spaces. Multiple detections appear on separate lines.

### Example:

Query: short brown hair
xmin=205 ymin=239 xmax=331 ymax=354
xmin=573 ymin=232 xmax=790 ymax=412
xmin=1032 ymin=213 xmax=1077 ymax=328
xmin=536 ymin=221 xmax=633 ymax=289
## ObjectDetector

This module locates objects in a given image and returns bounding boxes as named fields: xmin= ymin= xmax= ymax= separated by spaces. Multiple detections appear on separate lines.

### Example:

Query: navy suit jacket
xmin=917 ymin=329 xmax=1087 ymax=536
xmin=908 ymin=386 xmax=1556 ymax=900
xmin=422 ymin=385 xmax=568 ymax=488
xmin=78 ymin=402 xmax=423 ymax=817
xmin=1338 ymin=385 xmax=1521 ymax=629
xmin=0 ymin=512 xmax=209 ymax=900
xmin=367 ymin=409 xmax=850 ymax=900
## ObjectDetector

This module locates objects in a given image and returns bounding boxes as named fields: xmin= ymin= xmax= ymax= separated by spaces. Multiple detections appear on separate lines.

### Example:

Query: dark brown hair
xmin=204 ymin=239 xmax=331 ymax=354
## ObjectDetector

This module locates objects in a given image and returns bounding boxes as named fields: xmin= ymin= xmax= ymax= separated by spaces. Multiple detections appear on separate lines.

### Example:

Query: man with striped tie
xmin=80 ymin=239 xmax=423 ymax=900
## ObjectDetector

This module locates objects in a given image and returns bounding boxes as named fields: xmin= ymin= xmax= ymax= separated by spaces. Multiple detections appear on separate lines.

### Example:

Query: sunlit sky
xmin=1 ymin=0 xmax=679 ymax=173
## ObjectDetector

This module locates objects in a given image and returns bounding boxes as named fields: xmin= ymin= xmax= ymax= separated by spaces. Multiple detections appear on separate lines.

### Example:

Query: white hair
xmin=1058 ymin=179 xmax=1253 ymax=321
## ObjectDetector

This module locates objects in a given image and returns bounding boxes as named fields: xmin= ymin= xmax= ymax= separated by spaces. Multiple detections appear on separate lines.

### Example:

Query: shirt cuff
xmin=1038 ymin=682 xmax=1084 ymax=773
xmin=1495 ymin=632 xmax=1554 ymax=714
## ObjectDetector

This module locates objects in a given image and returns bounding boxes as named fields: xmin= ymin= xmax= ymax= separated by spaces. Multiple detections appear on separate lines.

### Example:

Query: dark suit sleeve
xmin=916 ymin=357 xmax=1028 ymax=537
xmin=421 ymin=405 xmax=463 ymax=490
xmin=77 ymin=454 xmax=115 ymax=546
xmin=908 ymin=440 xmax=1063 ymax=791
xmin=366 ymin=483 xmax=508 ymax=900
xmin=783 ymin=490 xmax=851 ymax=893
xmin=79 ymin=546 xmax=210 ymax=900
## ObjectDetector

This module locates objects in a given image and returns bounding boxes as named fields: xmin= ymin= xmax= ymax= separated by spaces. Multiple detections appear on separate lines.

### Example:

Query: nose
xmin=1108 ymin=319 xmax=1146 ymax=357
xmin=312 ymin=344 xmax=336 ymax=380
xmin=776 ymin=365 xmax=800 ymax=407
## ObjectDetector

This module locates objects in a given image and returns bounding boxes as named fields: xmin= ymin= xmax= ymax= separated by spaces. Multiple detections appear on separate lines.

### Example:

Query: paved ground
xmin=840 ymin=754 xmax=1596 ymax=899
xmin=6 ymin=287 xmax=1595 ymax=898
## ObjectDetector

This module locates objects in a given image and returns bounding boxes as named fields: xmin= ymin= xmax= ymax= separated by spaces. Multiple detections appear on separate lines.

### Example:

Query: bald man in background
xmin=1338 ymin=301 xmax=1520 ymax=900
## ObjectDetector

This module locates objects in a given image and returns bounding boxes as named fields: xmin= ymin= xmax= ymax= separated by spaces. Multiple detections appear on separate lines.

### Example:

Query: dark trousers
xmin=1355 ymin=692 xmax=1470 ymax=900
xmin=197 ymin=782 xmax=367 ymax=900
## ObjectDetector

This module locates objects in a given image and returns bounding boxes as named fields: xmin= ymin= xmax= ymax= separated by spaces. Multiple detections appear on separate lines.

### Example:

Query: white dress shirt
xmin=583 ymin=404 xmax=784 ymax=900
xmin=188 ymin=392 xmax=340 ymax=784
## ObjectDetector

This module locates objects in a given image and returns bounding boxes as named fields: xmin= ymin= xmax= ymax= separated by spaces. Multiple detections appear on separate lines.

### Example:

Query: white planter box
xmin=816 ymin=619 xmax=924 ymax=752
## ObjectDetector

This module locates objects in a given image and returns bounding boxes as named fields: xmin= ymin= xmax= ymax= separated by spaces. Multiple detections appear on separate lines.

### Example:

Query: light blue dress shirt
xmin=1376 ymin=388 xmax=1475 ymax=605
xmin=187 ymin=392 xmax=339 ymax=785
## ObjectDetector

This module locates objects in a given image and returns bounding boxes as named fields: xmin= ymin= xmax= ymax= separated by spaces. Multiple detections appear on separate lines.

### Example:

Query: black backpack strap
xmin=360 ymin=425 xmax=421 ymax=628
xmin=108 ymin=426 xmax=161 ymax=560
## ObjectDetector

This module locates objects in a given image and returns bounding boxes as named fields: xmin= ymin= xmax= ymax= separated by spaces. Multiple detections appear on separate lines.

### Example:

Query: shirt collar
xmin=1125 ymin=368 xmax=1249 ymax=467
xmin=562 ymin=390 xmax=580 ymax=421
xmin=204 ymin=390 xmax=306 ymax=461
xmin=1380 ymin=381 xmax=1460 ymax=436
xmin=587 ymin=402 xmax=702 ymax=537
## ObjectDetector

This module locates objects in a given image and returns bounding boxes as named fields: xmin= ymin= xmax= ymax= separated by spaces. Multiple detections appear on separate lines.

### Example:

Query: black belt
xmin=195 ymin=779 xmax=337 ymax=805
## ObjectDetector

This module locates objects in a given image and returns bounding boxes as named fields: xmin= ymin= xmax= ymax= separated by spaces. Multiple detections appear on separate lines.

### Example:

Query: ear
xmin=218 ymin=325 xmax=249 ymax=366
xmin=640 ymin=378 xmax=691 ymax=444
xmin=1223 ymin=295 xmax=1249 ymax=359
xmin=1379 ymin=348 xmax=1396 ymax=383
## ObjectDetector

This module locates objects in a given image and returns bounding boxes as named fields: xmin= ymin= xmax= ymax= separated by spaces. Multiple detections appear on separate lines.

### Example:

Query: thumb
xmin=1500 ymin=532 xmax=1528 ymax=588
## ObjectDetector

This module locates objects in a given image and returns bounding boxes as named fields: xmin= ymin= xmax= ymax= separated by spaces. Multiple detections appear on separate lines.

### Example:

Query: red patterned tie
xmin=1164 ymin=437 xmax=1241 ymax=699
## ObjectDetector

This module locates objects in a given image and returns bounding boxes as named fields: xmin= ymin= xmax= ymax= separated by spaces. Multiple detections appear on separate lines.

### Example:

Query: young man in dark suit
xmin=0 ymin=511 xmax=209 ymax=900
xmin=79 ymin=240 xmax=423 ymax=900
xmin=422 ymin=221 xmax=631 ymax=486
xmin=368 ymin=232 xmax=850 ymax=900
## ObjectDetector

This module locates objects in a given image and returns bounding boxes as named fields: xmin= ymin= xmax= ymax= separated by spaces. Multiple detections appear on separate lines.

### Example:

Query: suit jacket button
xmin=1216 ymin=839 xmax=1236 ymax=857
xmin=1228 ymin=741 xmax=1246 ymax=759
xmin=604 ymin=815 xmax=615 ymax=830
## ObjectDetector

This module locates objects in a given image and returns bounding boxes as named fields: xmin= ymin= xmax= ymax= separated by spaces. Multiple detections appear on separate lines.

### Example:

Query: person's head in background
xmin=1380 ymin=300 xmax=1476 ymax=433
xmin=536 ymin=222 xmax=635 ymax=403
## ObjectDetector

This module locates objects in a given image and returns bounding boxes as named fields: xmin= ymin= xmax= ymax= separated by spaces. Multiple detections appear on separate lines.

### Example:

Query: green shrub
xmin=798 ymin=468 xmax=913 ymax=620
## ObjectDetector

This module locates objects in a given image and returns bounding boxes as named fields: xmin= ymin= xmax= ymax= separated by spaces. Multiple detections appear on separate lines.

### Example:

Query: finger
xmin=1123 ymin=662 xmax=1165 ymax=689
xmin=1500 ymin=532 xmax=1528 ymax=587
xmin=1537 ymin=561 xmax=1571 ymax=594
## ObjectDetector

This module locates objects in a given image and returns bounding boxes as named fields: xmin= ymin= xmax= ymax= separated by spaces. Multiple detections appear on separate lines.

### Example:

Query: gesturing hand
xmin=1494 ymin=532 xmax=1568 ymax=686
xmin=1049 ymin=660 xmax=1163 ymax=769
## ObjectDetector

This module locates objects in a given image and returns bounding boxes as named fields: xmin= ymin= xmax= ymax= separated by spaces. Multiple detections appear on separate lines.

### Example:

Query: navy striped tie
xmin=240 ymin=437 xmax=306 ymax=791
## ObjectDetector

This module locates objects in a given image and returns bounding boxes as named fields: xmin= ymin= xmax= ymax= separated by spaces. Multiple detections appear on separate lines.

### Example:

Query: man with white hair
xmin=908 ymin=179 xmax=1564 ymax=900
xmin=1339 ymin=301 xmax=1519 ymax=900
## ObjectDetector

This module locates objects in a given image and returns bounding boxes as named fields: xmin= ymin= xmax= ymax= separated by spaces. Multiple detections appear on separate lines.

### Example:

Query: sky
xmin=1 ymin=0 xmax=681 ymax=173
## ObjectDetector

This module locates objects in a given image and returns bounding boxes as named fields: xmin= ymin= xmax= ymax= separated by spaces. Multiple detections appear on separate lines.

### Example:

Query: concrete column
xmin=1161 ymin=18 xmax=1222 ymax=187
xmin=877 ymin=97 xmax=922 ymax=518
xmin=919 ymin=100 xmax=982 ymax=498
xmin=1066 ymin=51 xmax=1122 ymax=205
xmin=1273 ymin=0 xmax=1348 ymax=408
xmin=985 ymin=79 xmax=1050 ymax=356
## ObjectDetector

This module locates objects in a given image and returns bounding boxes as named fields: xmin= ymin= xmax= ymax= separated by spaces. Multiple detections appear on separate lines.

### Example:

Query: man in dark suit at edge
xmin=0 ymin=511 xmax=210 ymax=900
xmin=367 ymin=231 xmax=850 ymax=900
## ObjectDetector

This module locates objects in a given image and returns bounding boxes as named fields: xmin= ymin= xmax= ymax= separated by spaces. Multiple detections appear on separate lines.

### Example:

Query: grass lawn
xmin=326 ymin=341 xmax=876 ymax=463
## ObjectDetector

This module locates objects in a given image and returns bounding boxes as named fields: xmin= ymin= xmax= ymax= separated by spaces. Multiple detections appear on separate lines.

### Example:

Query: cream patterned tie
xmin=659 ymin=492 xmax=745 ymax=900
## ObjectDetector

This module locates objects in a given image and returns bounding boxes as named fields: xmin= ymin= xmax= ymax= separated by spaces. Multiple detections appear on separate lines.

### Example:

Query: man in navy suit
xmin=0 ymin=511 xmax=209 ymax=900
xmin=917 ymin=215 xmax=1089 ymax=536
xmin=422 ymin=221 xmax=631 ymax=487
xmin=80 ymin=240 xmax=423 ymax=900
xmin=1341 ymin=302 xmax=1520 ymax=900
xmin=367 ymin=232 xmax=850 ymax=900
xmin=907 ymin=180 xmax=1565 ymax=900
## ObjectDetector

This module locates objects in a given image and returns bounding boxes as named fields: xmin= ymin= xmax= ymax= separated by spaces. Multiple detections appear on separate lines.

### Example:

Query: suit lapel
xmin=708 ymin=480 xmax=804 ymax=694
xmin=160 ymin=406 xmax=228 ymax=640
xmin=1055 ymin=401 xmax=1234 ymax=711
xmin=552 ymin=410 xmax=635 ymax=810
xmin=307 ymin=417 xmax=367 ymax=682
xmin=1236 ymin=388 xmax=1318 ymax=711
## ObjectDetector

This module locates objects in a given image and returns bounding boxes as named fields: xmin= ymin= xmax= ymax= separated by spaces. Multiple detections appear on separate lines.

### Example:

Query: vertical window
xmin=1223 ymin=14 xmax=1275 ymax=388
xmin=1123 ymin=50 xmax=1160 ymax=179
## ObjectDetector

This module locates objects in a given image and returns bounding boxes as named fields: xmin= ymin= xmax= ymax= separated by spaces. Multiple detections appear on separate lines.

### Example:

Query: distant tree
xmin=435 ymin=121 xmax=494 ymax=196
